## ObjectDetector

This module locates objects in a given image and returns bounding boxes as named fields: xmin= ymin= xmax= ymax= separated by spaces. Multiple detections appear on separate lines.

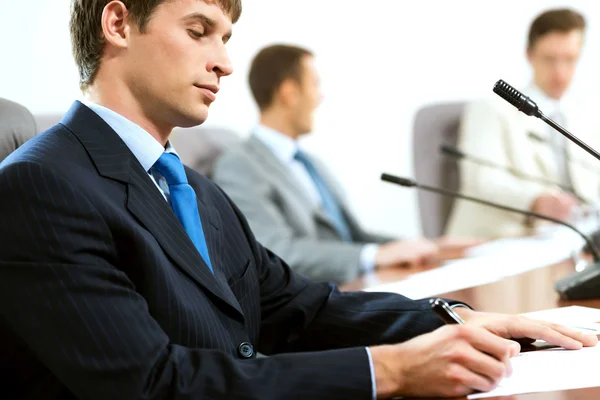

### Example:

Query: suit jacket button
xmin=238 ymin=342 xmax=254 ymax=359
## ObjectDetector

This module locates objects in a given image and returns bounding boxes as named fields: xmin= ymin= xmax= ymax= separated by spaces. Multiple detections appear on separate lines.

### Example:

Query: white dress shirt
xmin=84 ymin=101 xmax=177 ymax=201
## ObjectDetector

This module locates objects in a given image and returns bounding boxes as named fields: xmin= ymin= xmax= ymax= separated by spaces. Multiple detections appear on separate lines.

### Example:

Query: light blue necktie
xmin=294 ymin=150 xmax=353 ymax=242
xmin=153 ymin=152 xmax=214 ymax=273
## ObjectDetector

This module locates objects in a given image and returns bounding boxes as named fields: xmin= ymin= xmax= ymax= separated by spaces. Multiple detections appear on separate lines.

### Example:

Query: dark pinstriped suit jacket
xmin=0 ymin=102 xmax=446 ymax=400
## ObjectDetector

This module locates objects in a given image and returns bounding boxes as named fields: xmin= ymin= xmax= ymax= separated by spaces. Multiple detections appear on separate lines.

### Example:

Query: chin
xmin=299 ymin=124 xmax=313 ymax=135
xmin=177 ymin=105 xmax=210 ymax=128
xmin=551 ymin=89 xmax=567 ymax=100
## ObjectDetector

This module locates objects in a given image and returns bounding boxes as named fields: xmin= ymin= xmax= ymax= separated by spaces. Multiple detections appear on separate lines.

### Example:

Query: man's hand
xmin=455 ymin=307 xmax=599 ymax=350
xmin=370 ymin=324 xmax=518 ymax=398
xmin=531 ymin=192 xmax=579 ymax=221
xmin=374 ymin=238 xmax=439 ymax=269
xmin=370 ymin=309 xmax=598 ymax=398
xmin=435 ymin=236 xmax=486 ymax=259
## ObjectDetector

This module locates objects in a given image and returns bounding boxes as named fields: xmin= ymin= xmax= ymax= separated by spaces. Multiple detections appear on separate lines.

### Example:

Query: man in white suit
xmin=446 ymin=8 xmax=600 ymax=238
xmin=214 ymin=44 xmax=477 ymax=284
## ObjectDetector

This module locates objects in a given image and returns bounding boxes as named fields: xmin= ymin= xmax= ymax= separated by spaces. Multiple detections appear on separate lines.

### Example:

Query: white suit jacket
xmin=445 ymin=85 xmax=600 ymax=238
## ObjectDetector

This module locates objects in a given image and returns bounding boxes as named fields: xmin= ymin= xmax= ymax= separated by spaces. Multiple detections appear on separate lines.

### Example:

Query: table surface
xmin=340 ymin=258 xmax=600 ymax=400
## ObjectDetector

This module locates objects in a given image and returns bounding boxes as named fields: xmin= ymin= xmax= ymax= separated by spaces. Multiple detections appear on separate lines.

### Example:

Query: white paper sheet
xmin=363 ymin=226 xmax=585 ymax=298
xmin=468 ymin=345 xmax=600 ymax=398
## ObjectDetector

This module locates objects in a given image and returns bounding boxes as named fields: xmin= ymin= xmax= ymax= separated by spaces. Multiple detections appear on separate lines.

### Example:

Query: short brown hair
xmin=70 ymin=0 xmax=242 ymax=91
xmin=528 ymin=8 xmax=586 ymax=49
xmin=248 ymin=44 xmax=313 ymax=111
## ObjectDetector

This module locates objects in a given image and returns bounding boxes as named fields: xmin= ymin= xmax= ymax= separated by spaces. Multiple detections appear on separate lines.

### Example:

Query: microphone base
xmin=555 ymin=262 xmax=600 ymax=300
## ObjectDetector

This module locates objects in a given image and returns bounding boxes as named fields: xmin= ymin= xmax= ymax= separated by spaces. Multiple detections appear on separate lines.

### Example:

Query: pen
xmin=430 ymin=298 xmax=521 ymax=366
xmin=430 ymin=298 xmax=466 ymax=325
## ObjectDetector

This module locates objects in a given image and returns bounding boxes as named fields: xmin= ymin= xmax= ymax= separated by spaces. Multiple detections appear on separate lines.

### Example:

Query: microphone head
xmin=493 ymin=80 xmax=541 ymax=117
xmin=380 ymin=173 xmax=417 ymax=187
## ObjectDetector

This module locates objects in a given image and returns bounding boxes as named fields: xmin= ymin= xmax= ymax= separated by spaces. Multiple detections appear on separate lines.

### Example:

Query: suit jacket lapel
xmin=562 ymin=108 xmax=600 ymax=201
xmin=127 ymin=166 xmax=243 ymax=317
xmin=246 ymin=136 xmax=340 ymax=230
xmin=61 ymin=101 xmax=243 ymax=318
xmin=306 ymin=155 xmax=365 ymax=234
xmin=247 ymin=136 xmax=313 ymax=204
xmin=524 ymin=117 xmax=556 ymax=179
xmin=189 ymin=182 xmax=244 ymax=315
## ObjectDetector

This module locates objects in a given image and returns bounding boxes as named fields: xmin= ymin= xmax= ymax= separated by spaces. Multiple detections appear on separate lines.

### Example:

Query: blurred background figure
xmin=0 ymin=98 xmax=37 ymax=163
xmin=213 ymin=45 xmax=479 ymax=284
xmin=446 ymin=8 xmax=600 ymax=239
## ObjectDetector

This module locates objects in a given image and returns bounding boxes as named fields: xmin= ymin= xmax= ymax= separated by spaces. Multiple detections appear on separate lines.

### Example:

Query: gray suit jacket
xmin=213 ymin=135 xmax=393 ymax=284
xmin=0 ymin=98 xmax=37 ymax=163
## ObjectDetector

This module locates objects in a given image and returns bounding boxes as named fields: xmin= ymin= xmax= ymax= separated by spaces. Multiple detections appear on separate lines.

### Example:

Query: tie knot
xmin=153 ymin=152 xmax=187 ymax=185
xmin=293 ymin=149 xmax=309 ymax=164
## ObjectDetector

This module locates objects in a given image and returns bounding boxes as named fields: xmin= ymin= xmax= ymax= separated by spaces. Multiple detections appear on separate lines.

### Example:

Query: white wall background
xmin=2 ymin=0 xmax=600 ymax=237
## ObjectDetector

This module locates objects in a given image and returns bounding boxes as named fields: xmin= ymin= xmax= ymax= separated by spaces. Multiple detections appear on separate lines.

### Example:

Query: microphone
xmin=381 ymin=173 xmax=600 ymax=300
xmin=493 ymin=80 xmax=600 ymax=163
xmin=440 ymin=144 xmax=584 ymax=201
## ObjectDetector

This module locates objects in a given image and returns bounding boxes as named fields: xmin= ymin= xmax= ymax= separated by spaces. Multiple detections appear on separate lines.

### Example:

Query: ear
xmin=526 ymin=46 xmax=533 ymax=63
xmin=101 ymin=1 xmax=132 ymax=50
xmin=277 ymin=79 xmax=300 ymax=107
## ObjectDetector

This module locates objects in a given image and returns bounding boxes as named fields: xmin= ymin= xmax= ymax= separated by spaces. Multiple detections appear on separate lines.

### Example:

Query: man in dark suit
xmin=0 ymin=1 xmax=595 ymax=399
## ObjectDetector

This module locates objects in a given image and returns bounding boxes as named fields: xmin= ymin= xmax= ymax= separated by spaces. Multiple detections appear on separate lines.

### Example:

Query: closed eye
xmin=188 ymin=29 xmax=204 ymax=39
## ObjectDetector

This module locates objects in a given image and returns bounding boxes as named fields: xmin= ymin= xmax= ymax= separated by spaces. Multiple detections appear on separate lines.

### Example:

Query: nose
xmin=207 ymin=43 xmax=233 ymax=78
xmin=554 ymin=58 xmax=576 ymax=82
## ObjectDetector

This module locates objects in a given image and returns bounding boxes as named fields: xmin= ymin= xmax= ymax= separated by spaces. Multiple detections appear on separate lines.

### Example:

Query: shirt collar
xmin=252 ymin=124 xmax=299 ymax=163
xmin=84 ymin=100 xmax=178 ymax=172
xmin=526 ymin=83 xmax=566 ymax=117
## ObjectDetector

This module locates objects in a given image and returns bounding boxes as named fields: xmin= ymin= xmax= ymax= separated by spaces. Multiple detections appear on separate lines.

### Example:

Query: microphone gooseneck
xmin=439 ymin=144 xmax=587 ymax=203
xmin=380 ymin=173 xmax=600 ymax=263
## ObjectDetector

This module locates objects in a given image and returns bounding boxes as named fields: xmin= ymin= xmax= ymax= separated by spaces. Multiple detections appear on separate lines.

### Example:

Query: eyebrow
xmin=182 ymin=12 xmax=233 ymax=40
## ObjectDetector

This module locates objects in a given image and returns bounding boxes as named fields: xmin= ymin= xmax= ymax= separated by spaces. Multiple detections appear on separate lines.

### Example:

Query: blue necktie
xmin=153 ymin=152 xmax=214 ymax=273
xmin=294 ymin=150 xmax=353 ymax=242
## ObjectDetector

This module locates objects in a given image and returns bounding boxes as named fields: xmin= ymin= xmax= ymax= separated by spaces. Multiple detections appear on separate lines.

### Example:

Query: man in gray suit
xmin=0 ymin=98 xmax=37 ymax=163
xmin=213 ymin=45 xmax=476 ymax=284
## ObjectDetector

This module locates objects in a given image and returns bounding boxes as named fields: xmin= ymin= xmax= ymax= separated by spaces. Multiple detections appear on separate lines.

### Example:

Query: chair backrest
xmin=0 ymin=98 xmax=38 ymax=163
xmin=413 ymin=102 xmax=465 ymax=238
xmin=34 ymin=114 xmax=63 ymax=133
xmin=169 ymin=125 xmax=241 ymax=178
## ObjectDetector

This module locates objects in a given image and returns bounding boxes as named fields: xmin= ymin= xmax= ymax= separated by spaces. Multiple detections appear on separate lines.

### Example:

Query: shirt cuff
xmin=365 ymin=347 xmax=377 ymax=400
xmin=360 ymin=244 xmax=379 ymax=274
